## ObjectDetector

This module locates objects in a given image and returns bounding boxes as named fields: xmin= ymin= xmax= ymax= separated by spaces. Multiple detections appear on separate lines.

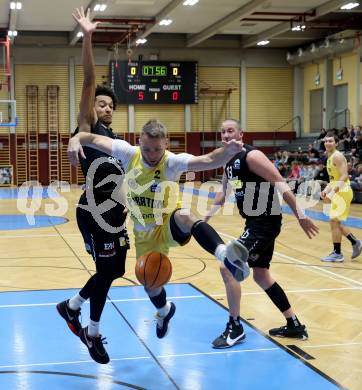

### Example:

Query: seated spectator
xmin=351 ymin=164 xmax=362 ymax=191
xmin=277 ymin=162 xmax=287 ymax=178
xmin=314 ymin=160 xmax=329 ymax=191
xmin=307 ymin=143 xmax=320 ymax=161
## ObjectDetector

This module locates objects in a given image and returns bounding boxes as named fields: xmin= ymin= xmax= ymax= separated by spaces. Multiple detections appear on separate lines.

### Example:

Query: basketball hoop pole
xmin=0 ymin=37 xmax=11 ymax=92
xmin=5 ymin=37 xmax=11 ymax=92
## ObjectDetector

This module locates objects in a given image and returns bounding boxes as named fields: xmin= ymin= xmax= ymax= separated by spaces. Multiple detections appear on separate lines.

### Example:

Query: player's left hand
xmin=222 ymin=139 xmax=244 ymax=155
xmin=298 ymin=216 xmax=319 ymax=239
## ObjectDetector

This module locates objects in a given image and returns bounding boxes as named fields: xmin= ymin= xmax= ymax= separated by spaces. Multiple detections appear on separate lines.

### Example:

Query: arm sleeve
xmin=166 ymin=152 xmax=194 ymax=180
xmin=112 ymin=139 xmax=138 ymax=170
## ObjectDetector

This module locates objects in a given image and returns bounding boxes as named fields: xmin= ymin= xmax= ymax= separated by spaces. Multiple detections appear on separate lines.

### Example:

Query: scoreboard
xmin=109 ymin=61 xmax=198 ymax=104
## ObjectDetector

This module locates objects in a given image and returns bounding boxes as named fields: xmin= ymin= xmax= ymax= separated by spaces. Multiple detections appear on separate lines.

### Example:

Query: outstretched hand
xmin=72 ymin=6 xmax=99 ymax=35
xmin=222 ymin=139 xmax=244 ymax=155
xmin=298 ymin=216 xmax=319 ymax=239
xmin=68 ymin=136 xmax=86 ymax=166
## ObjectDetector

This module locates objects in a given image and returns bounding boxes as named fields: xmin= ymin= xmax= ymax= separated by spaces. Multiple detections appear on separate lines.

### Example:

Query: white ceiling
xmin=0 ymin=0 xmax=361 ymax=50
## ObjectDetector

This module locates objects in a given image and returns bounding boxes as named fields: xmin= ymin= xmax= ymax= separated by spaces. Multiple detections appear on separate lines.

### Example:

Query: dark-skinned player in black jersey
xmin=56 ymin=7 xmax=129 ymax=364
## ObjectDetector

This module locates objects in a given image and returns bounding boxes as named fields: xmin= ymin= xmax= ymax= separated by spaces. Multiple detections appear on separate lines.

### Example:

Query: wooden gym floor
xmin=0 ymin=184 xmax=361 ymax=389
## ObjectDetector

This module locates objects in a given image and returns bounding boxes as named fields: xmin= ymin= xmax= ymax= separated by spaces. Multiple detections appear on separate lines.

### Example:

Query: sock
xmin=191 ymin=220 xmax=224 ymax=256
xmin=68 ymin=294 xmax=86 ymax=310
xmin=265 ymin=282 xmax=291 ymax=313
xmin=333 ymin=243 xmax=341 ymax=254
xmin=149 ymin=288 xmax=167 ymax=309
xmin=214 ymin=244 xmax=227 ymax=262
xmin=229 ymin=316 xmax=241 ymax=327
xmin=286 ymin=315 xmax=301 ymax=328
xmin=158 ymin=302 xmax=171 ymax=317
xmin=346 ymin=234 xmax=357 ymax=245
xmin=88 ymin=320 xmax=100 ymax=337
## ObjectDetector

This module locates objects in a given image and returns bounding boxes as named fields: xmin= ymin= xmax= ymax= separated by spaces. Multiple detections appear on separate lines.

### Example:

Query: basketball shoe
xmin=352 ymin=240 xmax=362 ymax=260
xmin=320 ymin=251 xmax=344 ymax=262
xmin=79 ymin=327 xmax=110 ymax=364
xmin=56 ymin=300 xmax=82 ymax=336
xmin=156 ymin=302 xmax=176 ymax=338
xmin=269 ymin=324 xmax=308 ymax=340
xmin=224 ymin=239 xmax=250 ymax=282
xmin=212 ymin=321 xmax=246 ymax=349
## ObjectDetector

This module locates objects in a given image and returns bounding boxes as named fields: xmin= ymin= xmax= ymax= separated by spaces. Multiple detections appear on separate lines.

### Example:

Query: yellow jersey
xmin=125 ymin=149 xmax=181 ymax=229
xmin=326 ymin=150 xmax=350 ymax=186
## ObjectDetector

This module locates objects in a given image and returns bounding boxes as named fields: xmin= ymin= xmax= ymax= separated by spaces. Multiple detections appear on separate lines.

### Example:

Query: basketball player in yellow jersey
xmin=68 ymin=119 xmax=250 ymax=339
xmin=320 ymin=131 xmax=362 ymax=262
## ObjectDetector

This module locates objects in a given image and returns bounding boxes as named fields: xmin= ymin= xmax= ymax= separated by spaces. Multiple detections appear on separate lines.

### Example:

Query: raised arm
xmin=72 ymin=7 xmax=99 ymax=130
xmin=247 ymin=150 xmax=319 ymax=239
xmin=68 ymin=132 xmax=113 ymax=166
xmin=187 ymin=139 xmax=244 ymax=172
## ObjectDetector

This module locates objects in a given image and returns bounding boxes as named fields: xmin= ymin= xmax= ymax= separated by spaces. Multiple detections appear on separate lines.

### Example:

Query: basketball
xmin=135 ymin=252 xmax=172 ymax=289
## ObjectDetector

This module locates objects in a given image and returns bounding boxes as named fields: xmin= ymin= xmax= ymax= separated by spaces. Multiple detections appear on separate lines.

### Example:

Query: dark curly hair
xmin=95 ymin=85 xmax=117 ymax=110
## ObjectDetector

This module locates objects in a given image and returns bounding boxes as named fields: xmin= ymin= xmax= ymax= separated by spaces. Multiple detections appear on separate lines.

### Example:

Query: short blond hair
xmin=141 ymin=119 xmax=168 ymax=139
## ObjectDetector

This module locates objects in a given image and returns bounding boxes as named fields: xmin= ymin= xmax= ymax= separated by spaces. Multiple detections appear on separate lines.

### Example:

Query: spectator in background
xmin=307 ymin=144 xmax=320 ymax=161
xmin=351 ymin=164 xmax=362 ymax=192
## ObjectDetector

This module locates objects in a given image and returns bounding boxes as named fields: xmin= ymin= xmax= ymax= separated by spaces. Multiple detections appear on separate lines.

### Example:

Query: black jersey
xmin=225 ymin=144 xmax=281 ymax=219
xmin=73 ymin=122 xmax=126 ymax=228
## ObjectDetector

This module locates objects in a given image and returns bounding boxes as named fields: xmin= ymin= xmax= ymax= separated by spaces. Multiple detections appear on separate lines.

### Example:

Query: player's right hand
xmin=72 ymin=7 xmax=99 ymax=35
xmin=298 ymin=216 xmax=319 ymax=239
xmin=68 ymin=136 xmax=86 ymax=166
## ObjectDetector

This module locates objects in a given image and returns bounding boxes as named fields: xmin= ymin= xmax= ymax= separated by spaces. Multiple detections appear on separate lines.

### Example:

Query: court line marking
xmin=218 ymin=231 xmax=362 ymax=287
xmin=0 ymin=347 xmax=281 ymax=370
xmin=0 ymin=285 xmax=361 ymax=308
xmin=1 ymin=341 xmax=361 ymax=370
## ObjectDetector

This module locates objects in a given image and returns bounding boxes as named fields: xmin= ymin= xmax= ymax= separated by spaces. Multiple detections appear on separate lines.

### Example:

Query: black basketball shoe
xmin=269 ymin=324 xmax=308 ymax=340
xmin=212 ymin=321 xmax=246 ymax=349
xmin=56 ymin=300 xmax=82 ymax=336
xmin=79 ymin=327 xmax=110 ymax=364
xmin=156 ymin=302 xmax=176 ymax=339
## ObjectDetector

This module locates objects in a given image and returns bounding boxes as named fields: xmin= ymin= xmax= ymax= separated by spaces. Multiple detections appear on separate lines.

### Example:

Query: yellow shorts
xmin=329 ymin=187 xmax=353 ymax=221
xmin=133 ymin=211 xmax=191 ymax=259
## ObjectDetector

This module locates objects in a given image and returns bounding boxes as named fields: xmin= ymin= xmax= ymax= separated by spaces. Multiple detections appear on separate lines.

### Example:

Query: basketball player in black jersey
xmin=56 ymin=7 xmax=129 ymax=364
xmin=205 ymin=119 xmax=318 ymax=348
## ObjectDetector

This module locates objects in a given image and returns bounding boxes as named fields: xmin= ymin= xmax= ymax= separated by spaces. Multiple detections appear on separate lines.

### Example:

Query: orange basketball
xmin=135 ymin=252 xmax=172 ymax=289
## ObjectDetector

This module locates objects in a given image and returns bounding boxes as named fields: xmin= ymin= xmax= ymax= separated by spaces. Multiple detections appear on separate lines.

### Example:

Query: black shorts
xmin=238 ymin=216 xmax=282 ymax=269
xmin=76 ymin=206 xmax=129 ymax=273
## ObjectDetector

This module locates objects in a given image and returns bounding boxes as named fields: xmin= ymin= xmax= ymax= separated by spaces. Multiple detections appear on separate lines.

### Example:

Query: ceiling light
xmin=94 ymin=3 xmax=107 ymax=12
xmin=340 ymin=2 xmax=359 ymax=10
xmin=257 ymin=40 xmax=270 ymax=46
xmin=297 ymin=48 xmax=303 ymax=56
xmin=310 ymin=43 xmax=317 ymax=53
xmin=183 ymin=0 xmax=199 ymax=6
xmin=159 ymin=19 xmax=172 ymax=26
xmin=136 ymin=38 xmax=147 ymax=45
xmin=77 ymin=31 xmax=84 ymax=38
xmin=291 ymin=24 xmax=306 ymax=32
xmin=10 ymin=1 xmax=21 ymax=9
xmin=7 ymin=30 xmax=18 ymax=37
xmin=286 ymin=52 xmax=292 ymax=61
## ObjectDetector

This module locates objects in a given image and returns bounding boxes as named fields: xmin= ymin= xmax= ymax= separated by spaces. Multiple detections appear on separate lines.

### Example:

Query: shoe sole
xmin=269 ymin=333 xmax=308 ymax=341
xmin=320 ymin=259 xmax=344 ymax=262
xmin=227 ymin=240 xmax=249 ymax=264
xmin=212 ymin=334 xmax=246 ymax=349
xmin=56 ymin=304 xmax=80 ymax=337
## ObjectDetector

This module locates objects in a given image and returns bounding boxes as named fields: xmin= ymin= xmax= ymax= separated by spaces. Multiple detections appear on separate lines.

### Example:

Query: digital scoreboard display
xmin=110 ymin=61 xmax=198 ymax=104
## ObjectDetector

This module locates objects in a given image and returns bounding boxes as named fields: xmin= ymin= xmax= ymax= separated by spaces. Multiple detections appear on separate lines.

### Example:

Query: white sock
xmin=88 ymin=320 xmax=100 ymax=337
xmin=214 ymin=244 xmax=226 ymax=262
xmin=68 ymin=294 xmax=86 ymax=311
xmin=158 ymin=301 xmax=171 ymax=317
